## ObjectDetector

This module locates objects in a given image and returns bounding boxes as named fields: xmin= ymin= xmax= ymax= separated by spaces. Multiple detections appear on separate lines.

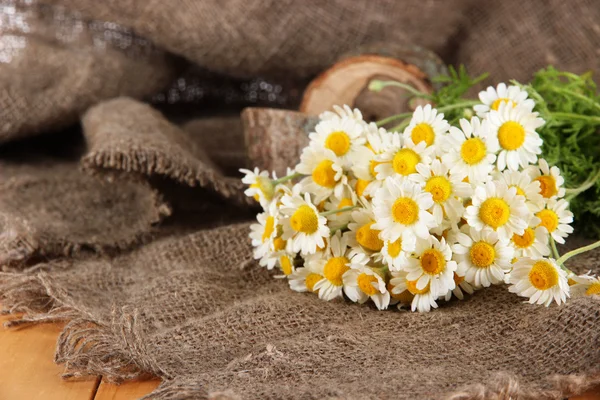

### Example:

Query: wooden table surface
xmin=1 ymin=312 xmax=599 ymax=399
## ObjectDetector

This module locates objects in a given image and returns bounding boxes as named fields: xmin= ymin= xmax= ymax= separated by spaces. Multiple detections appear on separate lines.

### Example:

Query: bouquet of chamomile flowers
xmin=241 ymin=77 xmax=600 ymax=312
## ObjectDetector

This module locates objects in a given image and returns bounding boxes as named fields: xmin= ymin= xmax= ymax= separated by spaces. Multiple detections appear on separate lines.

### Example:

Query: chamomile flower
xmin=452 ymin=226 xmax=514 ymax=287
xmin=249 ymin=201 xmax=280 ymax=269
xmin=313 ymin=232 xmax=367 ymax=301
xmin=295 ymin=147 xmax=347 ymax=203
xmin=240 ymin=167 xmax=274 ymax=208
xmin=389 ymin=270 xmax=439 ymax=312
xmin=494 ymin=169 xmax=544 ymax=212
xmin=309 ymin=106 xmax=366 ymax=166
xmin=281 ymin=193 xmax=330 ymax=254
xmin=345 ymin=201 xmax=384 ymax=255
xmin=535 ymin=198 xmax=573 ymax=244
xmin=510 ymin=223 xmax=550 ymax=258
xmin=372 ymin=177 xmax=435 ymax=242
xmin=343 ymin=256 xmax=390 ymax=310
xmin=474 ymin=82 xmax=535 ymax=117
xmin=442 ymin=117 xmax=498 ymax=184
xmin=375 ymin=134 xmax=434 ymax=180
xmin=274 ymin=253 xmax=296 ymax=278
xmin=443 ymin=272 xmax=475 ymax=301
xmin=404 ymin=235 xmax=457 ymax=297
xmin=288 ymin=256 xmax=324 ymax=294
xmin=526 ymin=158 xmax=566 ymax=199
xmin=465 ymin=180 xmax=530 ymax=241
xmin=569 ymin=272 xmax=600 ymax=297
xmin=410 ymin=159 xmax=472 ymax=224
xmin=402 ymin=104 xmax=450 ymax=155
xmin=487 ymin=103 xmax=544 ymax=171
xmin=380 ymin=234 xmax=416 ymax=271
xmin=352 ymin=123 xmax=393 ymax=197
xmin=322 ymin=190 xmax=357 ymax=230
xmin=508 ymin=257 xmax=569 ymax=306
xmin=320 ymin=104 xmax=366 ymax=123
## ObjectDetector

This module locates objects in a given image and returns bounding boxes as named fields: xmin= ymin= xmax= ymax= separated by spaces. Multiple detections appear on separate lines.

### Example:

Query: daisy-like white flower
xmin=443 ymin=272 xmax=476 ymax=301
xmin=494 ymin=169 xmax=544 ymax=212
xmin=249 ymin=201 xmax=280 ymax=269
xmin=402 ymin=104 xmax=450 ymax=155
xmin=487 ymin=103 xmax=544 ymax=171
xmin=313 ymin=232 xmax=369 ymax=301
xmin=442 ymin=117 xmax=498 ymax=184
xmin=510 ymin=221 xmax=550 ymax=258
xmin=281 ymin=193 xmax=330 ymax=254
xmin=508 ymin=257 xmax=569 ymax=306
xmin=274 ymin=253 xmax=296 ymax=278
xmin=320 ymin=104 xmax=366 ymax=123
xmin=374 ymin=134 xmax=434 ymax=180
xmin=474 ymin=82 xmax=535 ymax=117
xmin=526 ymin=158 xmax=566 ymax=200
xmin=372 ymin=177 xmax=435 ymax=242
xmin=465 ymin=180 xmax=531 ymax=241
xmin=295 ymin=147 xmax=347 ymax=203
xmin=309 ymin=106 xmax=366 ymax=166
xmin=410 ymin=159 xmax=472 ymax=224
xmin=389 ymin=270 xmax=439 ymax=312
xmin=404 ymin=235 xmax=457 ymax=297
xmin=240 ymin=167 xmax=274 ymax=208
xmin=569 ymin=272 xmax=600 ymax=297
xmin=535 ymin=198 xmax=574 ymax=244
xmin=380 ymin=234 xmax=416 ymax=271
xmin=452 ymin=226 xmax=514 ymax=287
xmin=343 ymin=254 xmax=390 ymax=310
xmin=322 ymin=190 xmax=357 ymax=230
xmin=352 ymin=123 xmax=393 ymax=197
xmin=288 ymin=255 xmax=325 ymax=294
xmin=345 ymin=201 xmax=384 ymax=255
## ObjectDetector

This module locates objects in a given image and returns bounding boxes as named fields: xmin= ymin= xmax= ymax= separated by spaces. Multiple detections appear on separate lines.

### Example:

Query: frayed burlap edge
xmin=1 ymin=272 xmax=599 ymax=400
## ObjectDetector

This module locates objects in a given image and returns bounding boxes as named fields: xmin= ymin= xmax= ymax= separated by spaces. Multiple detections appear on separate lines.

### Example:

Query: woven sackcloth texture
xmin=0 ymin=0 xmax=599 ymax=399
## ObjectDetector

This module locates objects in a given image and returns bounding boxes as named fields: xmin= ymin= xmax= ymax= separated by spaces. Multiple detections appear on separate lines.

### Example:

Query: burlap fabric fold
xmin=1 ymin=1 xmax=600 ymax=399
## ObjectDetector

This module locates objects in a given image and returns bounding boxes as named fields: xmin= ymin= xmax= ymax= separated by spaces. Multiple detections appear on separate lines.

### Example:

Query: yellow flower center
xmin=411 ymin=123 xmax=435 ymax=146
xmin=355 ymin=178 xmax=370 ymax=197
xmin=535 ymin=175 xmax=558 ymax=198
xmin=249 ymin=176 xmax=274 ymax=202
xmin=356 ymin=222 xmax=384 ymax=251
xmin=469 ymin=241 xmax=496 ymax=268
xmin=510 ymin=185 xmax=525 ymax=196
xmin=393 ymin=148 xmax=420 ymax=176
xmin=479 ymin=198 xmax=510 ymax=229
xmin=460 ymin=137 xmax=487 ymax=165
xmin=357 ymin=273 xmax=379 ymax=296
xmin=491 ymin=98 xmax=515 ymax=111
xmin=336 ymin=197 xmax=354 ymax=214
xmin=323 ymin=256 xmax=350 ymax=286
xmin=420 ymin=249 xmax=446 ymax=275
xmin=425 ymin=176 xmax=452 ymax=203
xmin=528 ymin=260 xmax=559 ymax=290
xmin=306 ymin=273 xmax=323 ymax=293
xmin=511 ymin=228 xmax=535 ymax=248
xmin=387 ymin=238 xmax=403 ymax=258
xmin=325 ymin=131 xmax=351 ymax=156
xmin=536 ymin=209 xmax=559 ymax=233
xmin=392 ymin=197 xmax=419 ymax=225
xmin=273 ymin=236 xmax=286 ymax=251
xmin=586 ymin=282 xmax=600 ymax=296
xmin=262 ymin=216 xmax=275 ymax=242
xmin=290 ymin=205 xmax=319 ymax=234
xmin=407 ymin=279 xmax=430 ymax=295
xmin=498 ymin=121 xmax=526 ymax=151
xmin=280 ymin=256 xmax=293 ymax=275
xmin=312 ymin=160 xmax=337 ymax=188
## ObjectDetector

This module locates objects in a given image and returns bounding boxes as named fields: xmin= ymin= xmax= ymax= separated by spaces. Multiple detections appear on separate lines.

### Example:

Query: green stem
xmin=565 ymin=169 xmax=600 ymax=200
xmin=320 ymin=206 xmax=357 ymax=217
xmin=556 ymin=239 xmax=600 ymax=265
xmin=330 ymin=223 xmax=349 ymax=234
xmin=549 ymin=112 xmax=600 ymax=124
xmin=542 ymin=86 xmax=600 ymax=111
xmin=375 ymin=112 xmax=413 ymax=127
xmin=272 ymin=172 xmax=303 ymax=185
xmin=368 ymin=80 xmax=433 ymax=99
xmin=390 ymin=118 xmax=412 ymax=133
xmin=549 ymin=236 xmax=561 ymax=260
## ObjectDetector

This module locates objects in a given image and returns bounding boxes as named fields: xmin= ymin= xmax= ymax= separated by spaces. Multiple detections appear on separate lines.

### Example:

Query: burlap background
xmin=0 ymin=1 xmax=599 ymax=399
